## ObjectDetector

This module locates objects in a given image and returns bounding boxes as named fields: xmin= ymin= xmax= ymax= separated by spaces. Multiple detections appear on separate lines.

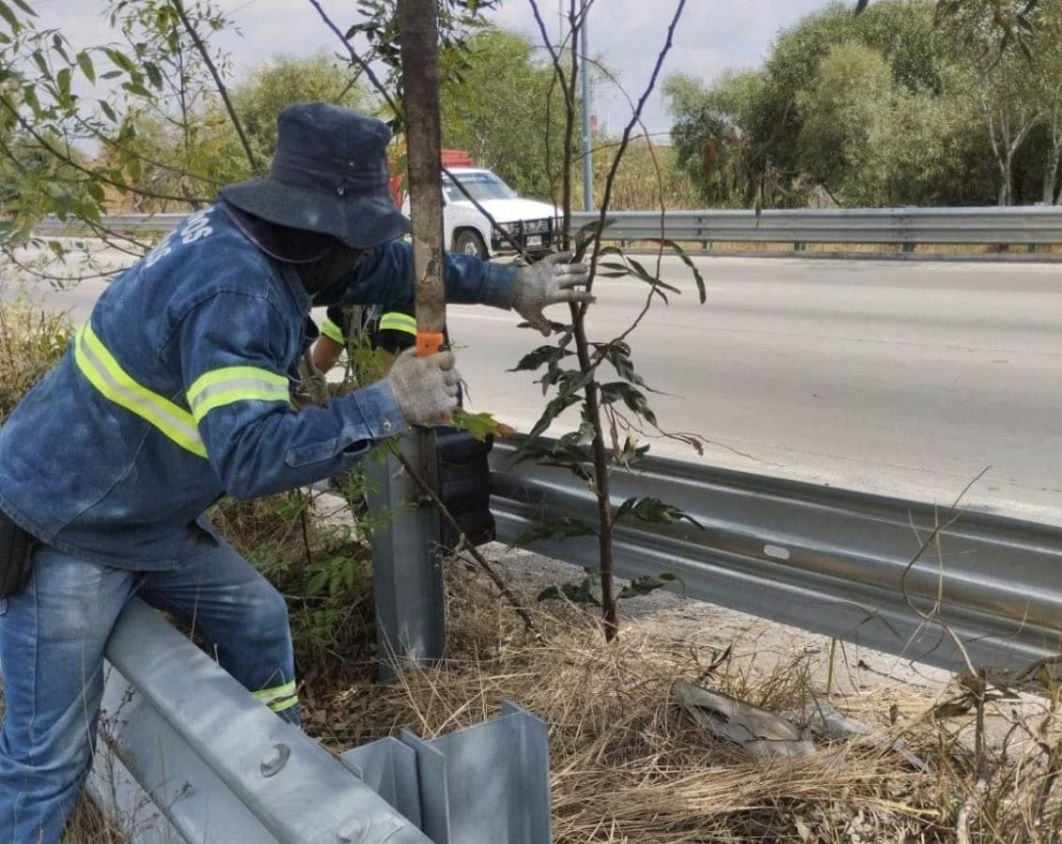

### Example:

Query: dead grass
xmin=300 ymin=565 xmax=1062 ymax=843
xmin=0 ymin=300 xmax=73 ymax=423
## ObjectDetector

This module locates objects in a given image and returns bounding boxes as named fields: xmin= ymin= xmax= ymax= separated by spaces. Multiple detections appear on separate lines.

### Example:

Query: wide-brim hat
xmin=219 ymin=103 xmax=409 ymax=250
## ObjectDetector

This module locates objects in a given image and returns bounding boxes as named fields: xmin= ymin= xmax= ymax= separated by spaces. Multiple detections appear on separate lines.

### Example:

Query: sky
xmin=33 ymin=0 xmax=836 ymax=134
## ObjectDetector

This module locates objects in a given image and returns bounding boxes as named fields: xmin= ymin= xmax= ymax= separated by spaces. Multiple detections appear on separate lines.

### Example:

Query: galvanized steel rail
xmin=570 ymin=206 xmax=1062 ymax=246
xmin=87 ymin=599 xmax=551 ymax=843
xmin=489 ymin=437 xmax=1062 ymax=679
xmin=32 ymin=206 xmax=1062 ymax=247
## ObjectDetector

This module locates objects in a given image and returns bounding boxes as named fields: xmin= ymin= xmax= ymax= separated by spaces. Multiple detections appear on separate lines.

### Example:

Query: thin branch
xmin=394 ymin=448 xmax=543 ymax=640
xmin=583 ymin=0 xmax=686 ymax=296
xmin=306 ymin=0 xmax=400 ymax=118
xmin=168 ymin=0 xmax=258 ymax=172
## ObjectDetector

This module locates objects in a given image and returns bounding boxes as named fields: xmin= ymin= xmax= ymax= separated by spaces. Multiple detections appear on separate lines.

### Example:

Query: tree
xmin=665 ymin=70 xmax=764 ymax=206
xmin=439 ymin=26 xmax=569 ymax=200
xmin=796 ymin=43 xmax=893 ymax=204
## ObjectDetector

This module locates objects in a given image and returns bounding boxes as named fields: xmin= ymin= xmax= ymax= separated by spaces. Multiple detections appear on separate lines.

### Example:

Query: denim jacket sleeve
xmin=324 ymin=241 xmax=519 ymax=311
xmin=171 ymin=291 xmax=407 ymax=499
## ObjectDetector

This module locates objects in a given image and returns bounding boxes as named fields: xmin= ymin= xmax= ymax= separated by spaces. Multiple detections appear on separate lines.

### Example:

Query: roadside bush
xmin=0 ymin=300 xmax=73 ymax=423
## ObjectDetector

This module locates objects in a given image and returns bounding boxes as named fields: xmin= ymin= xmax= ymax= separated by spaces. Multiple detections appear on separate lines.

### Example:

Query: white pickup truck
xmin=403 ymin=167 xmax=558 ymax=260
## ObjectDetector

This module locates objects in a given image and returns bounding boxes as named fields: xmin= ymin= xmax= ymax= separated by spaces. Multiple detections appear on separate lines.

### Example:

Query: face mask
xmin=296 ymin=245 xmax=367 ymax=297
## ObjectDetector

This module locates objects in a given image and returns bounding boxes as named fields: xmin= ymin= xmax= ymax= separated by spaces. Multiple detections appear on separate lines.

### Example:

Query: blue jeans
xmin=0 ymin=537 xmax=298 ymax=844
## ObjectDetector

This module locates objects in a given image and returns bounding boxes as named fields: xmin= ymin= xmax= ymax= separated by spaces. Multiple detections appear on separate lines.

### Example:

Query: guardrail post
xmin=902 ymin=242 xmax=915 ymax=253
xmin=398 ymin=701 xmax=551 ymax=843
xmin=365 ymin=432 xmax=446 ymax=681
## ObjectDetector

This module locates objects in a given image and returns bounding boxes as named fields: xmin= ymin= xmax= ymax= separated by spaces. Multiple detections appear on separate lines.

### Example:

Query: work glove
xmin=386 ymin=347 xmax=461 ymax=426
xmin=512 ymin=252 xmax=592 ymax=336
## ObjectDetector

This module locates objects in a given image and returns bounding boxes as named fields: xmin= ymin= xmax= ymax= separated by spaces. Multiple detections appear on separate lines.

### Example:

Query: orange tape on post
xmin=416 ymin=331 xmax=445 ymax=358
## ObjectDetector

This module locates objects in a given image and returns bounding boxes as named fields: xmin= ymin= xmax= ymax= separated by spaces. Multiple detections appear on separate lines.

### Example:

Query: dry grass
xmin=0 ymin=300 xmax=73 ymax=423
xmin=301 ymin=565 xmax=1062 ymax=843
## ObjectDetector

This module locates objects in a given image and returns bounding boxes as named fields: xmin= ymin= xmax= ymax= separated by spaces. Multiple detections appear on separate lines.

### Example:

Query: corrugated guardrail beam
xmin=569 ymin=207 xmax=1062 ymax=245
xmin=88 ymin=599 xmax=433 ymax=843
xmin=489 ymin=437 xmax=1062 ymax=680
xmin=31 ymin=206 xmax=1062 ymax=246
xmin=87 ymin=599 xmax=553 ymax=843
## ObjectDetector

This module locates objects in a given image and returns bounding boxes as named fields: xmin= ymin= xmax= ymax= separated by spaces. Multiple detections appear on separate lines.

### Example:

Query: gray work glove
xmin=512 ymin=252 xmax=592 ymax=336
xmin=386 ymin=347 xmax=461 ymax=426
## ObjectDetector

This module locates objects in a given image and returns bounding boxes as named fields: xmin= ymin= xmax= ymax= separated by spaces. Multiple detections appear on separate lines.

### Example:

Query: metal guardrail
xmin=570 ymin=207 xmax=1062 ymax=246
xmin=87 ymin=599 xmax=551 ymax=843
xmin=489 ymin=437 xmax=1062 ymax=680
xmin=32 ymin=206 xmax=1062 ymax=247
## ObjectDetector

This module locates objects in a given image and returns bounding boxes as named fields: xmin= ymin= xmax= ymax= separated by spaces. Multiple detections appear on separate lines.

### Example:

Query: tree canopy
xmin=666 ymin=0 xmax=1062 ymax=208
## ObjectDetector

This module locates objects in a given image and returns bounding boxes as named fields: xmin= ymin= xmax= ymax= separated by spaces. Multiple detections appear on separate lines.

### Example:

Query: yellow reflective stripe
xmin=253 ymin=680 xmax=297 ymax=712
xmin=320 ymin=316 xmax=345 ymax=345
xmin=270 ymin=695 xmax=299 ymax=713
xmin=74 ymin=324 xmax=207 ymax=458
xmin=378 ymin=312 xmax=417 ymax=335
xmin=186 ymin=366 xmax=290 ymax=424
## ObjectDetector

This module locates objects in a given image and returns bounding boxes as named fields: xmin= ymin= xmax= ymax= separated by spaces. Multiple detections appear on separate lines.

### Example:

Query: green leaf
xmin=31 ymin=50 xmax=48 ymax=77
xmin=143 ymin=60 xmax=162 ymax=89
xmin=121 ymin=81 xmax=152 ymax=99
xmin=573 ymin=216 xmax=616 ymax=257
xmin=100 ymin=70 xmax=122 ymax=80
xmin=450 ymin=406 xmax=513 ymax=441
xmin=99 ymin=100 xmax=116 ymax=122
xmin=0 ymin=0 xmax=20 ymax=33
xmin=614 ymin=497 xmax=703 ymax=529
xmin=663 ymin=239 xmax=706 ymax=304
xmin=8 ymin=0 xmax=35 ymax=16
xmin=56 ymin=68 xmax=70 ymax=99
xmin=509 ymin=344 xmax=571 ymax=373
xmin=599 ymin=381 xmax=657 ymax=427
xmin=516 ymin=516 xmax=596 ymax=546
xmin=617 ymin=573 xmax=684 ymax=601
xmin=104 ymin=47 xmax=137 ymax=74
xmin=77 ymin=52 xmax=95 ymax=84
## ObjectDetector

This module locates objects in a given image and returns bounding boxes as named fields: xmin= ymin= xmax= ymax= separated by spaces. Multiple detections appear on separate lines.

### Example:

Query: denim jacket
xmin=0 ymin=206 xmax=516 ymax=570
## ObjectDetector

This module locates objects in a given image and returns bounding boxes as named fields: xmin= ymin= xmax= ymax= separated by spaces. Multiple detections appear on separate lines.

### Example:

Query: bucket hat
xmin=219 ymin=103 xmax=409 ymax=250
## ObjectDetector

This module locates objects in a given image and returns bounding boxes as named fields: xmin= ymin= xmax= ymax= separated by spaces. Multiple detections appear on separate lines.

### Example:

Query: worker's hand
xmin=512 ymin=252 xmax=592 ymax=336
xmin=386 ymin=347 xmax=460 ymax=426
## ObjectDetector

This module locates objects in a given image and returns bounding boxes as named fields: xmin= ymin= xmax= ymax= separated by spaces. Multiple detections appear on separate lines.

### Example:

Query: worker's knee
xmin=242 ymin=578 xmax=291 ymax=643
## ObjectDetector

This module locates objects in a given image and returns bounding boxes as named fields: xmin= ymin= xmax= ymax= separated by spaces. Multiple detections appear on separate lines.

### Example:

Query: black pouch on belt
xmin=0 ymin=511 xmax=35 ymax=599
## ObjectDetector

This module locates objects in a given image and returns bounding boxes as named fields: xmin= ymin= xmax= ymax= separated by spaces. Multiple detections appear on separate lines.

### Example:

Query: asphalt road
xmin=4 ymin=245 xmax=1062 ymax=525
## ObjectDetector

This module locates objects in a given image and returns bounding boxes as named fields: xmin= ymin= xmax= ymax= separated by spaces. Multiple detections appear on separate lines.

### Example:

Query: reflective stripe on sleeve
xmin=378 ymin=312 xmax=417 ymax=335
xmin=186 ymin=366 xmax=291 ymax=424
xmin=74 ymin=324 xmax=207 ymax=458
xmin=252 ymin=680 xmax=298 ymax=713
xmin=320 ymin=316 xmax=346 ymax=345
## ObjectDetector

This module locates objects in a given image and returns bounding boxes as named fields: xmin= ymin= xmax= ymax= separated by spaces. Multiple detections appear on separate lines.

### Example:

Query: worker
xmin=0 ymin=102 xmax=590 ymax=843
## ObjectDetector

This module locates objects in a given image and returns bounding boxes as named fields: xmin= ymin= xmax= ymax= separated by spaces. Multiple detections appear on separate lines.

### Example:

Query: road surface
xmin=4 ymin=245 xmax=1061 ymax=525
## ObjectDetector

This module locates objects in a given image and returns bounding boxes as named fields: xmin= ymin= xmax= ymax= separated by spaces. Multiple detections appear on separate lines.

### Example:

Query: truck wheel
xmin=454 ymin=230 xmax=487 ymax=260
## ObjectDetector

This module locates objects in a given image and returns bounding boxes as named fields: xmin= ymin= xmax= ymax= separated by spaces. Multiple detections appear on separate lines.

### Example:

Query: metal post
xmin=366 ymin=438 xmax=446 ymax=681
xmin=580 ymin=0 xmax=593 ymax=211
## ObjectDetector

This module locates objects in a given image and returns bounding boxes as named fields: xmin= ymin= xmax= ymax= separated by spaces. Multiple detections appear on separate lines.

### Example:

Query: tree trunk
xmin=1045 ymin=145 xmax=1060 ymax=205
xmin=998 ymin=159 xmax=1011 ymax=207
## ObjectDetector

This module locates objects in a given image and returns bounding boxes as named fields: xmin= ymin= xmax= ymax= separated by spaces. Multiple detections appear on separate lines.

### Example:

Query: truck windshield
xmin=444 ymin=172 xmax=517 ymax=202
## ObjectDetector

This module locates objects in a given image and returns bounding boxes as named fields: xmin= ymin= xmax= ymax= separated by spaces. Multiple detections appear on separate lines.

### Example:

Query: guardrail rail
xmin=31 ymin=206 xmax=1062 ymax=250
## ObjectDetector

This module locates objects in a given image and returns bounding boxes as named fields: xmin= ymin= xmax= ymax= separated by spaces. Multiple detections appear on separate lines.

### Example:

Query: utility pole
xmin=580 ymin=0 xmax=593 ymax=211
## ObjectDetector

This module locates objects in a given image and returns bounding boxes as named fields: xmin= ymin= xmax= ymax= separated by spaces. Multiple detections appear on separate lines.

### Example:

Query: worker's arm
xmin=323 ymin=240 xmax=518 ymax=311
xmin=174 ymin=291 xmax=408 ymax=500
xmin=311 ymin=309 xmax=349 ymax=373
